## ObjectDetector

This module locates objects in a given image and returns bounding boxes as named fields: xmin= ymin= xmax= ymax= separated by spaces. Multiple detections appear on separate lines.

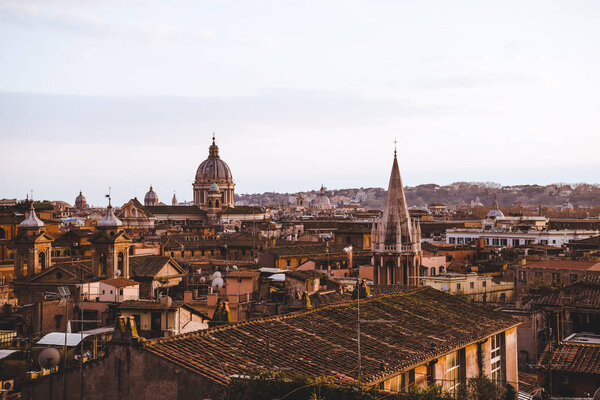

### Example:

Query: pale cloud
xmin=0 ymin=2 xmax=215 ymax=43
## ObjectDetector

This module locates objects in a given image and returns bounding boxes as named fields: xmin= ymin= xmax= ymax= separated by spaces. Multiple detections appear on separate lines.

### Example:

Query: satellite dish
xmin=211 ymin=271 xmax=222 ymax=280
xmin=38 ymin=348 xmax=60 ymax=369
xmin=212 ymin=277 xmax=224 ymax=290
xmin=114 ymin=269 xmax=122 ymax=277
xmin=159 ymin=295 xmax=173 ymax=308
xmin=199 ymin=276 xmax=206 ymax=283
xmin=231 ymin=265 xmax=238 ymax=270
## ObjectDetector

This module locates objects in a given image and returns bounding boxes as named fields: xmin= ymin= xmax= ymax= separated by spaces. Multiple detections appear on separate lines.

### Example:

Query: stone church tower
xmin=10 ymin=202 xmax=53 ymax=279
xmin=371 ymin=148 xmax=422 ymax=285
xmin=90 ymin=199 xmax=131 ymax=279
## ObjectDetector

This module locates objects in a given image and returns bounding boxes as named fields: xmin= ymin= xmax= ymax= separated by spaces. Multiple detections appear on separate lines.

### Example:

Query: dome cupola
xmin=195 ymin=136 xmax=233 ymax=184
xmin=75 ymin=191 xmax=87 ymax=210
xmin=192 ymin=135 xmax=235 ymax=211
xmin=97 ymin=199 xmax=123 ymax=228
xmin=144 ymin=185 xmax=158 ymax=206
xmin=20 ymin=202 xmax=45 ymax=229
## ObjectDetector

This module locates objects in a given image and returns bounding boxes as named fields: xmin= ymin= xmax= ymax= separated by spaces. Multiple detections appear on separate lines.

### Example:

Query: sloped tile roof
xmin=523 ymin=260 xmax=600 ymax=271
xmin=533 ymin=275 xmax=600 ymax=309
xmin=143 ymin=287 xmax=518 ymax=386
xmin=100 ymin=277 xmax=140 ymax=288
xmin=129 ymin=255 xmax=182 ymax=279
xmin=540 ymin=342 xmax=600 ymax=375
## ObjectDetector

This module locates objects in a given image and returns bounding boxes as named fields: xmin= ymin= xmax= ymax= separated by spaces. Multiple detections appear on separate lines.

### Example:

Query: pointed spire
xmin=376 ymin=152 xmax=413 ymax=247
xmin=394 ymin=137 xmax=397 ymax=158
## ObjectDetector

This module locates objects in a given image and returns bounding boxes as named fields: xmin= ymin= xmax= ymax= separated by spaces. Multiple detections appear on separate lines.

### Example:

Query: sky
xmin=1 ymin=0 xmax=600 ymax=206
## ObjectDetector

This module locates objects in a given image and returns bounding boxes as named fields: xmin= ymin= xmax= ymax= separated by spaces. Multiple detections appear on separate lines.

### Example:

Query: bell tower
xmin=371 ymin=145 xmax=422 ymax=286
xmin=90 ymin=198 xmax=131 ymax=279
xmin=10 ymin=202 xmax=53 ymax=279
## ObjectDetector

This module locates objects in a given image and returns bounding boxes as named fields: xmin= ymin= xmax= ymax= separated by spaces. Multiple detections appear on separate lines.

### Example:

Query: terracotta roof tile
xmin=143 ymin=287 xmax=518 ymax=386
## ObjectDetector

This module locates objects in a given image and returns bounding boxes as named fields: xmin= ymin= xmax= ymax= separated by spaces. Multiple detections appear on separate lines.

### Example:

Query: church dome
xmin=313 ymin=185 xmax=331 ymax=209
xmin=486 ymin=200 xmax=505 ymax=219
xmin=20 ymin=203 xmax=45 ymax=229
xmin=75 ymin=191 xmax=87 ymax=209
xmin=195 ymin=137 xmax=233 ymax=183
xmin=97 ymin=202 xmax=123 ymax=228
xmin=144 ymin=186 xmax=158 ymax=206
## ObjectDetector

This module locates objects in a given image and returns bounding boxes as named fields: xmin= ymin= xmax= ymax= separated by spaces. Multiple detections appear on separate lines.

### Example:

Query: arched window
xmin=117 ymin=252 xmax=124 ymax=272
xmin=215 ymin=199 xmax=220 ymax=208
xmin=99 ymin=252 xmax=107 ymax=276
xmin=208 ymin=199 xmax=213 ymax=208
xmin=38 ymin=251 xmax=46 ymax=269
xmin=0 ymin=228 xmax=5 ymax=239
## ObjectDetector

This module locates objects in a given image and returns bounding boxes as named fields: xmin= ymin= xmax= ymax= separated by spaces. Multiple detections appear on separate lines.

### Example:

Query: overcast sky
xmin=1 ymin=0 xmax=600 ymax=206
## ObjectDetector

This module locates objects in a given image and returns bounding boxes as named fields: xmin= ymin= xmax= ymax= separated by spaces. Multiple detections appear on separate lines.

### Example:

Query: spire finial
xmin=106 ymin=187 xmax=112 ymax=207
xmin=212 ymin=132 xmax=215 ymax=143
xmin=393 ymin=137 xmax=397 ymax=158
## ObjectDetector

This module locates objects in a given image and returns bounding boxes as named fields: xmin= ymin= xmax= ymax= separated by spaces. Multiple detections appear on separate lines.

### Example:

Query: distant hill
xmin=235 ymin=182 xmax=600 ymax=209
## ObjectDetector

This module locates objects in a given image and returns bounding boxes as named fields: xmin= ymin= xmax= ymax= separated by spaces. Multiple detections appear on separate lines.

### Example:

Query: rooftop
xmin=143 ymin=287 xmax=518 ymax=386
xmin=522 ymin=260 xmax=600 ymax=271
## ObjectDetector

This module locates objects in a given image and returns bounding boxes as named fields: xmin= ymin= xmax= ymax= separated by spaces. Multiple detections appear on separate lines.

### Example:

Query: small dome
xmin=75 ymin=191 xmax=87 ymax=209
xmin=195 ymin=138 xmax=233 ymax=183
xmin=20 ymin=203 xmax=45 ymax=229
xmin=97 ymin=203 xmax=123 ymax=228
xmin=486 ymin=199 xmax=505 ymax=219
xmin=144 ymin=186 xmax=158 ymax=206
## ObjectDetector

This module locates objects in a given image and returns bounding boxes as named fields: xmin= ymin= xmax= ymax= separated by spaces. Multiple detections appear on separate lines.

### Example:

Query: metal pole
xmin=63 ymin=297 xmax=68 ymax=400
xmin=357 ymin=276 xmax=361 ymax=385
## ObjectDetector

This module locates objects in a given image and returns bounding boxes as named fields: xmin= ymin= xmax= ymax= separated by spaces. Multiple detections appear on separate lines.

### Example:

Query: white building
xmin=446 ymin=228 xmax=598 ymax=247
xmin=81 ymin=277 xmax=140 ymax=303
xmin=421 ymin=272 xmax=514 ymax=303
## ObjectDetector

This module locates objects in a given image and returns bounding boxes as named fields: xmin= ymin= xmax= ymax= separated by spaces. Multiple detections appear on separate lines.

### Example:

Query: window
xmin=446 ymin=351 xmax=460 ymax=392
xmin=102 ymin=290 xmax=105 ymax=295
xmin=118 ymin=252 xmax=124 ymax=272
xmin=518 ymin=271 xmax=527 ymax=282
xmin=384 ymin=372 xmax=408 ymax=392
xmin=490 ymin=334 xmax=502 ymax=382
xmin=431 ymin=267 xmax=436 ymax=276
xmin=552 ymin=273 xmax=560 ymax=283
xmin=482 ymin=281 xmax=487 ymax=288
xmin=119 ymin=289 xmax=123 ymax=295
xmin=286 ymin=259 xmax=291 ymax=267
xmin=470 ymin=282 xmax=475 ymax=289
xmin=457 ymin=283 xmax=461 ymax=291
xmin=570 ymin=274 xmax=578 ymax=283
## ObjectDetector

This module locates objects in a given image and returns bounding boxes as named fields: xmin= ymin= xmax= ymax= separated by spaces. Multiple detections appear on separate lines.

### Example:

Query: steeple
xmin=376 ymin=149 xmax=413 ymax=248
xmin=371 ymin=145 xmax=422 ymax=286
xmin=172 ymin=191 xmax=178 ymax=206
